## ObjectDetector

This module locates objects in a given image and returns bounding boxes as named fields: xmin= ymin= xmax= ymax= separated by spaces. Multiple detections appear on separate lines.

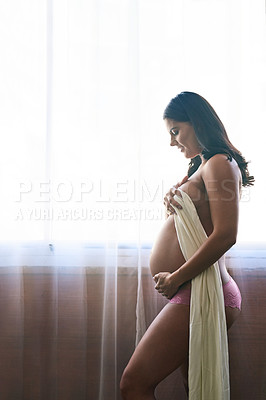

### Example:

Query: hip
xmin=169 ymin=275 xmax=242 ymax=310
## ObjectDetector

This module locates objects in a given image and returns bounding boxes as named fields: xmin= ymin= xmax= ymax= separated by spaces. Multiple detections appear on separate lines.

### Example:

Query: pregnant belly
xmin=149 ymin=214 xmax=229 ymax=284
xmin=149 ymin=214 xmax=186 ymax=277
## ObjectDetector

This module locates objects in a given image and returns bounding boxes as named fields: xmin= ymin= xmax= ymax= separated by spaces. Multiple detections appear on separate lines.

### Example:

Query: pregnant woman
xmin=120 ymin=91 xmax=254 ymax=399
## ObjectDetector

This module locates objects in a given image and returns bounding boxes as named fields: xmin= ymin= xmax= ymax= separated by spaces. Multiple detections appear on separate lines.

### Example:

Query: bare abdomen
xmin=149 ymin=214 xmax=186 ymax=277
xmin=149 ymin=214 xmax=229 ymax=284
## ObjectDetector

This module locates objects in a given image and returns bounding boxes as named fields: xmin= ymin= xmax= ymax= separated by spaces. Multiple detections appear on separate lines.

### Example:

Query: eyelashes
xmin=170 ymin=129 xmax=179 ymax=136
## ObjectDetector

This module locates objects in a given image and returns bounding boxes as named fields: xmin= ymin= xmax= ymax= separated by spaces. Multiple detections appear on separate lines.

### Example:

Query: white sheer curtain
xmin=0 ymin=1 xmax=266 ymax=399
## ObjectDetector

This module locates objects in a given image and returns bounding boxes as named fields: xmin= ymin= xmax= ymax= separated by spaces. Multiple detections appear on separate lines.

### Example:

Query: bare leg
xmin=180 ymin=305 xmax=241 ymax=397
xmin=120 ymin=303 xmax=190 ymax=400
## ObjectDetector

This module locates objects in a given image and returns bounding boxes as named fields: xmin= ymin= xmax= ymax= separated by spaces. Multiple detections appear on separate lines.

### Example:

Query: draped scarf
xmin=172 ymin=189 xmax=230 ymax=400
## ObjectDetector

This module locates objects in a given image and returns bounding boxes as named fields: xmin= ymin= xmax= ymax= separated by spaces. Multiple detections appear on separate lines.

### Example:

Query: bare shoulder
xmin=201 ymin=154 xmax=240 ymax=181
xmin=200 ymin=154 xmax=242 ymax=202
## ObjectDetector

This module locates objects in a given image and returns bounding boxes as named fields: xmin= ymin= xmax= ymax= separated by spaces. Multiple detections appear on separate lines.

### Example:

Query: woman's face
xmin=165 ymin=119 xmax=202 ymax=159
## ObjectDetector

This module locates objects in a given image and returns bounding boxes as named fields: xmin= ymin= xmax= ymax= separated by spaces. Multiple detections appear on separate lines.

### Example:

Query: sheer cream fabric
xmin=0 ymin=1 xmax=265 ymax=398
xmin=173 ymin=189 xmax=229 ymax=400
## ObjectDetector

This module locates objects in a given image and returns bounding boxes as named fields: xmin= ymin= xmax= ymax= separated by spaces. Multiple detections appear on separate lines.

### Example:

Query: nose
xmin=170 ymin=133 xmax=178 ymax=147
xmin=170 ymin=139 xmax=177 ymax=147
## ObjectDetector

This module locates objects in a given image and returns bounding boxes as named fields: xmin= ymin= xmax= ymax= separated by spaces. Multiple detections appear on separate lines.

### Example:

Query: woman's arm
xmin=154 ymin=154 xmax=241 ymax=297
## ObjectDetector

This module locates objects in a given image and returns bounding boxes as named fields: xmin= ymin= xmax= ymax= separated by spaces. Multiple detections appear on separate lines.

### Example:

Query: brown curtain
xmin=0 ymin=248 xmax=266 ymax=400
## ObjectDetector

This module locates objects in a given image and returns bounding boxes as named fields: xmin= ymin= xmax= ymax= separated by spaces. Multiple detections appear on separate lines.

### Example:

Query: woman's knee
xmin=120 ymin=368 xmax=132 ymax=398
xmin=120 ymin=367 xmax=154 ymax=399
xmin=180 ymin=360 xmax=189 ymax=396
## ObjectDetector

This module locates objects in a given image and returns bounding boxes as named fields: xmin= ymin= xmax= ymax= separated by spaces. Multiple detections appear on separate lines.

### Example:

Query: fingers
xmin=154 ymin=274 xmax=163 ymax=288
xmin=170 ymin=186 xmax=177 ymax=195
xmin=154 ymin=283 xmax=165 ymax=295
xmin=164 ymin=176 xmax=188 ymax=212
xmin=154 ymin=281 xmax=170 ymax=298
xmin=163 ymin=195 xmax=176 ymax=214
xmin=155 ymin=287 xmax=170 ymax=299
xmin=166 ymin=196 xmax=182 ymax=211
xmin=164 ymin=193 xmax=182 ymax=213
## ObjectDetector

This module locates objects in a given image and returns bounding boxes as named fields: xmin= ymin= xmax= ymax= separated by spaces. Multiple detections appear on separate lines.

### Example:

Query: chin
xmin=183 ymin=152 xmax=191 ymax=159
xmin=185 ymin=151 xmax=201 ymax=159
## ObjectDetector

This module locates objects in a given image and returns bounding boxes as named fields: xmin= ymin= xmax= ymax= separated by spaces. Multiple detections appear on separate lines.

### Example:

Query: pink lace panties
xmin=169 ymin=276 xmax=242 ymax=310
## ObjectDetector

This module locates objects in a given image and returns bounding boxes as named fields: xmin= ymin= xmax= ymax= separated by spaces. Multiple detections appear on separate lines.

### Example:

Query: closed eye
xmin=170 ymin=128 xmax=179 ymax=136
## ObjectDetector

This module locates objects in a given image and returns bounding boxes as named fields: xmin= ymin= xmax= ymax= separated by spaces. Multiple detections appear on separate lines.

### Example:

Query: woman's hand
xmin=164 ymin=175 xmax=188 ymax=218
xmin=153 ymin=272 xmax=179 ymax=299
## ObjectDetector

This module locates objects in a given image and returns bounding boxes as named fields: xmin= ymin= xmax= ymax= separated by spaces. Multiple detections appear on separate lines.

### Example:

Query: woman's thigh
xmin=122 ymin=303 xmax=190 ymax=390
xmin=225 ymin=305 xmax=241 ymax=330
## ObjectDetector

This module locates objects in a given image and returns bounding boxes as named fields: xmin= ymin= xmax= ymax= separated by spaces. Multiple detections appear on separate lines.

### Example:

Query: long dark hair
xmin=163 ymin=91 xmax=254 ymax=186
